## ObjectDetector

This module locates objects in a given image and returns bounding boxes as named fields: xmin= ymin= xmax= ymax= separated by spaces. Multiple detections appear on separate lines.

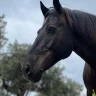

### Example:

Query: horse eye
xmin=47 ymin=26 xmax=56 ymax=35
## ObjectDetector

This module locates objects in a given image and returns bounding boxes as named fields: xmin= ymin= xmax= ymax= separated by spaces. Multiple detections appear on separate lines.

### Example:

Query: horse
xmin=83 ymin=63 xmax=96 ymax=96
xmin=22 ymin=0 xmax=96 ymax=95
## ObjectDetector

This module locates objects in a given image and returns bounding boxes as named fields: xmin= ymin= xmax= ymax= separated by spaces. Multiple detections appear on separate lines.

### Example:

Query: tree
xmin=37 ymin=67 xmax=82 ymax=96
xmin=0 ymin=40 xmax=33 ymax=96
xmin=0 ymin=41 xmax=83 ymax=96
xmin=0 ymin=14 xmax=8 ymax=51
xmin=0 ymin=14 xmax=8 ymax=96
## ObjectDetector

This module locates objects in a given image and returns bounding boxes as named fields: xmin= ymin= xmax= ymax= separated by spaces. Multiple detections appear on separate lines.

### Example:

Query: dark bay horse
xmin=22 ymin=0 xmax=96 ymax=95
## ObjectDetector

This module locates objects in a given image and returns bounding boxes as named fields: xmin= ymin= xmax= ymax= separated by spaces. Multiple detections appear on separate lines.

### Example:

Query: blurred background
xmin=0 ymin=0 xmax=96 ymax=96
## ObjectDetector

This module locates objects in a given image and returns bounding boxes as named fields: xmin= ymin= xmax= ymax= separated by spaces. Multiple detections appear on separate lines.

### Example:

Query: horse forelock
xmin=60 ymin=8 xmax=73 ymax=28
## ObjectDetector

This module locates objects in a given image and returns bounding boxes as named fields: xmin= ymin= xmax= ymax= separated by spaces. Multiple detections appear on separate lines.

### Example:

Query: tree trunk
xmin=17 ymin=88 xmax=26 ymax=96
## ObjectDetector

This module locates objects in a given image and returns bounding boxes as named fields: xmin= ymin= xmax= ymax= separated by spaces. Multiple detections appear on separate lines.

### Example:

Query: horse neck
xmin=73 ymin=38 xmax=96 ymax=64
xmin=70 ymin=10 xmax=96 ymax=70
xmin=73 ymin=37 xmax=96 ymax=72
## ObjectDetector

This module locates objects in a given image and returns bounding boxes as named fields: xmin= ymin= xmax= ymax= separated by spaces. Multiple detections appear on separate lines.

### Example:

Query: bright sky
xmin=1 ymin=0 xmax=96 ymax=95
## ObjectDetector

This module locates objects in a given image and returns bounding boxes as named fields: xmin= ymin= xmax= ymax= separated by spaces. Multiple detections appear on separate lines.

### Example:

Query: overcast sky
xmin=1 ymin=0 xmax=96 ymax=95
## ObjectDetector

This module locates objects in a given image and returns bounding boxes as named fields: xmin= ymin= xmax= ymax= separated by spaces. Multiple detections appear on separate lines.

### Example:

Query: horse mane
xmin=63 ymin=8 xmax=96 ymax=46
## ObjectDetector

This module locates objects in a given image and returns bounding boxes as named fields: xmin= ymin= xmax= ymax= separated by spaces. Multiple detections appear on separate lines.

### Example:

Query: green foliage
xmin=37 ymin=67 xmax=82 ymax=96
xmin=92 ymin=89 xmax=96 ymax=96
xmin=0 ymin=40 xmax=33 ymax=96
xmin=0 ymin=14 xmax=8 ymax=50
xmin=0 ymin=14 xmax=8 ymax=95
xmin=0 ymin=41 xmax=83 ymax=96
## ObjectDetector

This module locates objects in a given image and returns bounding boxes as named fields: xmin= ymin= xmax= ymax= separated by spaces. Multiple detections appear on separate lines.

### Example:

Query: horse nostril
xmin=25 ymin=65 xmax=30 ymax=74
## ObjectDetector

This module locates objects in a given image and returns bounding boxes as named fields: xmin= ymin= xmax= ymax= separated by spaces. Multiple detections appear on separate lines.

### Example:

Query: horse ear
xmin=53 ymin=0 xmax=63 ymax=14
xmin=40 ymin=1 xmax=49 ymax=17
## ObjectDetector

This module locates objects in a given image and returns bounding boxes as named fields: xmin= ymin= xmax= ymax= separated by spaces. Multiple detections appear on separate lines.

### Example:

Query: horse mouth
xmin=28 ymin=73 xmax=42 ymax=83
xmin=33 ymin=75 xmax=42 ymax=82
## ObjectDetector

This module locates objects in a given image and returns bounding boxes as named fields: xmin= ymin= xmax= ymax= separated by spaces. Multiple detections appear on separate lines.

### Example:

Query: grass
xmin=92 ymin=89 xmax=96 ymax=96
